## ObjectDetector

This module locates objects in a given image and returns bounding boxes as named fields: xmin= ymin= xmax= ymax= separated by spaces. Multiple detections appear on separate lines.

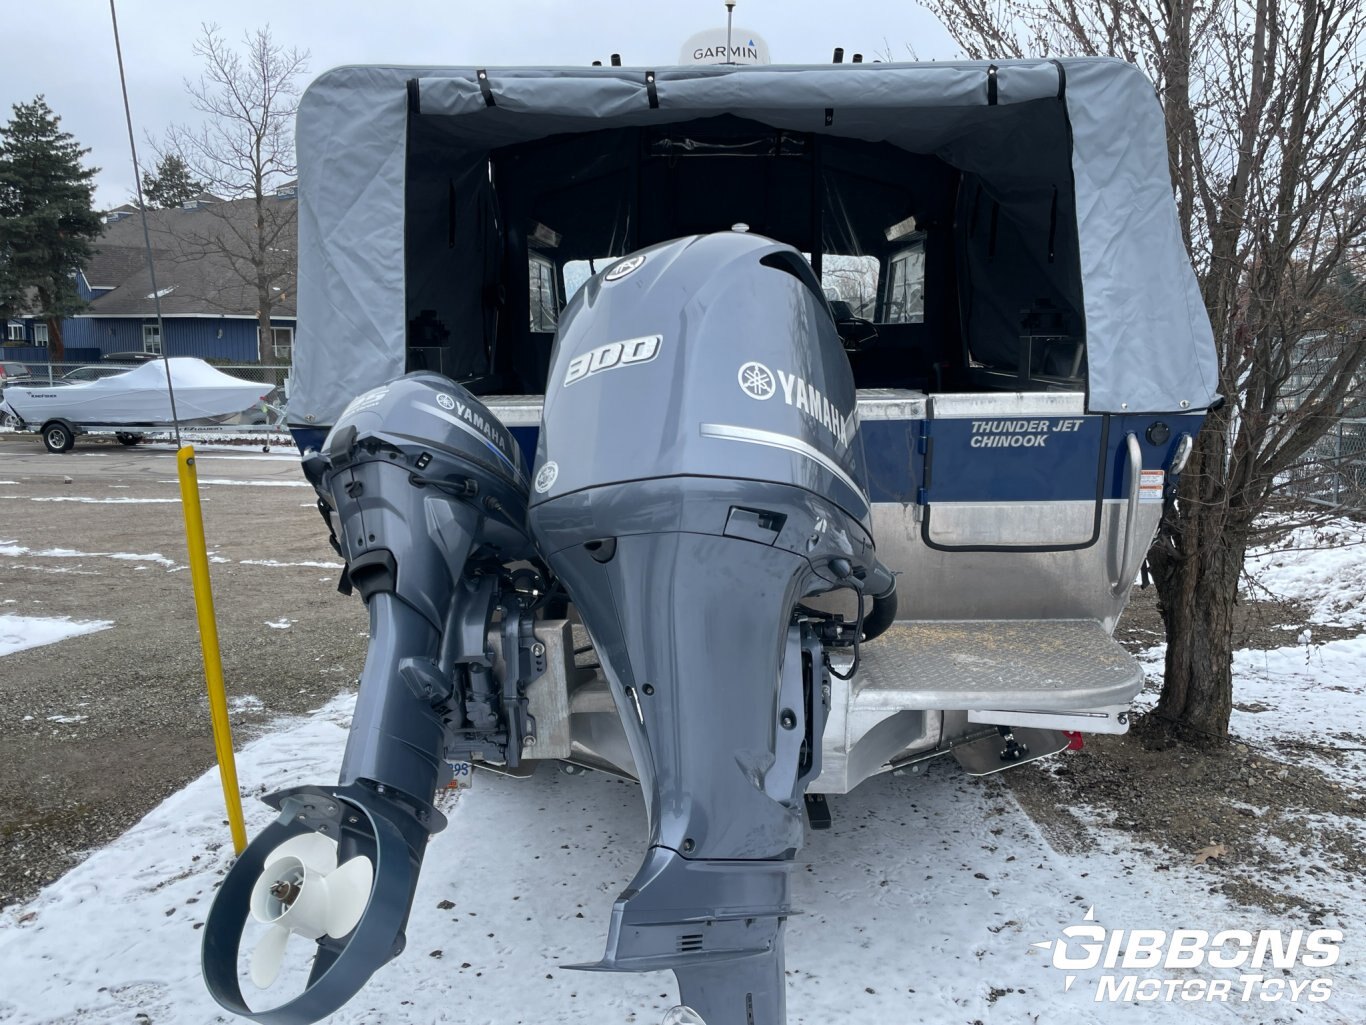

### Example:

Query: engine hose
xmin=826 ymin=583 xmax=866 ymax=681
xmin=860 ymin=582 xmax=898 ymax=643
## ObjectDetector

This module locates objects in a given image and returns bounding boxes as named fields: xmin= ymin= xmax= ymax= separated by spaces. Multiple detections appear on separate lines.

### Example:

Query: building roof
xmin=82 ymin=195 xmax=297 ymax=319
xmin=83 ymin=245 xmax=156 ymax=290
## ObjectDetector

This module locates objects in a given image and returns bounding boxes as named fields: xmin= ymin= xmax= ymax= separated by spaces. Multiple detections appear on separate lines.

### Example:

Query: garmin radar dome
xmin=680 ymin=0 xmax=770 ymax=67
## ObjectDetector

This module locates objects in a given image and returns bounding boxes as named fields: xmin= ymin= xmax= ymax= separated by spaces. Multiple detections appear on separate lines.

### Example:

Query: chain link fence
xmin=1285 ymin=418 xmax=1366 ymax=512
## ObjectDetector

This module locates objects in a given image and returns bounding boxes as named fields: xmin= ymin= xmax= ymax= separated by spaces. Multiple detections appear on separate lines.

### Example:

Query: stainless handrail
xmin=1170 ymin=432 xmax=1194 ymax=474
xmin=1111 ymin=432 xmax=1143 ymax=596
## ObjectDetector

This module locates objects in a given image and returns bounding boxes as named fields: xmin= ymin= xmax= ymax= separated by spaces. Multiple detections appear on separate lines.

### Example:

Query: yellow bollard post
xmin=177 ymin=445 xmax=248 ymax=855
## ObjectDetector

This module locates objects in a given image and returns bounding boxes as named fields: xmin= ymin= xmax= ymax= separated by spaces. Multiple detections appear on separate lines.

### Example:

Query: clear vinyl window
xmin=529 ymin=254 xmax=559 ymax=331
xmin=884 ymin=245 xmax=926 ymax=324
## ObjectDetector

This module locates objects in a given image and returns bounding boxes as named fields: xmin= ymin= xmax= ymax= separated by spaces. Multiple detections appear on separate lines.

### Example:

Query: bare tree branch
xmin=154 ymin=24 xmax=308 ymax=365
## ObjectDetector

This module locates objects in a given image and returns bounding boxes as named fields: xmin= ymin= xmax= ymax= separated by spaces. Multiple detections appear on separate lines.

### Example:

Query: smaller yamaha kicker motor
xmin=202 ymin=373 xmax=546 ymax=1024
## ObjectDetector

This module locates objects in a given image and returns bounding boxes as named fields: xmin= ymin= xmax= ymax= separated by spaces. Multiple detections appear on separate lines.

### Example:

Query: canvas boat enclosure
xmin=202 ymin=57 xmax=1219 ymax=1025
xmin=290 ymin=57 xmax=1215 ymax=427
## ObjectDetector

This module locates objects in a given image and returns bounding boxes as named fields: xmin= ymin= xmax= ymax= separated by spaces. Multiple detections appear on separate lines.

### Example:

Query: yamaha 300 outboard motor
xmin=203 ymin=373 xmax=544 ymax=1023
xmin=529 ymin=232 xmax=896 ymax=1024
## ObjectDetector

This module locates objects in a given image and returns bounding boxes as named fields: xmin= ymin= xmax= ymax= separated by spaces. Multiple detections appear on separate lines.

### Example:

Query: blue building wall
xmin=6 ymin=314 xmax=293 ymax=363
xmin=60 ymin=317 xmax=294 ymax=363
xmin=62 ymin=318 xmax=143 ymax=353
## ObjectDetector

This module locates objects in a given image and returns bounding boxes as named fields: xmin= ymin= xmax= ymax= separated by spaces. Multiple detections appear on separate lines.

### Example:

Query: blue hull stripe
xmin=297 ymin=413 xmax=1205 ymax=503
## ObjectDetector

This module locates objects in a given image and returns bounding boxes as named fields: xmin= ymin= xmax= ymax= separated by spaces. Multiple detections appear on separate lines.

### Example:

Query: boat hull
xmin=1 ymin=358 xmax=264 ymax=426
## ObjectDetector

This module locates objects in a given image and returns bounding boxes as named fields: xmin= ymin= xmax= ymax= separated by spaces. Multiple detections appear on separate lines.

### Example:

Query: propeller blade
xmin=249 ymin=925 xmax=292 ymax=989
xmin=265 ymin=832 xmax=338 ymax=874
xmin=324 ymin=855 xmax=375 ymax=939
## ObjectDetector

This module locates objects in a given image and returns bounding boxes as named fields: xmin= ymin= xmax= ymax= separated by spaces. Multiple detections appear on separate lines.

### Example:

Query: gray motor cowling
xmin=529 ymin=233 xmax=894 ymax=1025
xmin=532 ymin=232 xmax=872 ymax=531
xmin=204 ymin=372 xmax=542 ymax=1024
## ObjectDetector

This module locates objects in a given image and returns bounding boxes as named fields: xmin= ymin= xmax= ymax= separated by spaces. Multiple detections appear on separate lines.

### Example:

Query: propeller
xmin=246 ymin=833 xmax=374 ymax=989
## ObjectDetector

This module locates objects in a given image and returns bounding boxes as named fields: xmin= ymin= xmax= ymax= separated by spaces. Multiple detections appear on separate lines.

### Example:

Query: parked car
xmin=101 ymin=351 xmax=161 ymax=364
xmin=0 ymin=361 xmax=33 ymax=387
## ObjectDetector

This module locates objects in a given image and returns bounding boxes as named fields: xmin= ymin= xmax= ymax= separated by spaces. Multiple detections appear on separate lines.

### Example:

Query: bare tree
xmin=919 ymin=0 xmax=1366 ymax=739
xmin=161 ymin=24 xmax=308 ymax=365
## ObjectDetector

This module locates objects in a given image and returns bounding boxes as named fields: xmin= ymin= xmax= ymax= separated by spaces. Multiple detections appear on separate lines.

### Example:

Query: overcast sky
xmin=0 ymin=0 xmax=956 ymax=209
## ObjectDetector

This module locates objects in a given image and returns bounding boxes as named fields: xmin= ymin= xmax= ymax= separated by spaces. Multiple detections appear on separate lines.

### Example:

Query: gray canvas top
xmin=290 ymin=58 xmax=1217 ymax=426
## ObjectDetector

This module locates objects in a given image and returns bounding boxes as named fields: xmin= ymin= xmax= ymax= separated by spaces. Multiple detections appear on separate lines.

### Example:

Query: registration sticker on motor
xmin=1139 ymin=469 xmax=1165 ymax=503
xmin=446 ymin=761 xmax=474 ymax=791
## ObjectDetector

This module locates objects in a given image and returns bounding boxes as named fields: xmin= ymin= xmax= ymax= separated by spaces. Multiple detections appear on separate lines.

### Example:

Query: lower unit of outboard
xmin=529 ymin=232 xmax=895 ymax=1024
xmin=202 ymin=373 xmax=544 ymax=1024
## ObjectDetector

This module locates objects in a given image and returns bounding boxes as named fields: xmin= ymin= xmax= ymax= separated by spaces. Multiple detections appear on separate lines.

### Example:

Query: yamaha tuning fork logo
xmin=604 ymin=255 xmax=645 ymax=281
xmin=737 ymin=361 xmax=777 ymax=400
xmin=534 ymin=461 xmax=559 ymax=494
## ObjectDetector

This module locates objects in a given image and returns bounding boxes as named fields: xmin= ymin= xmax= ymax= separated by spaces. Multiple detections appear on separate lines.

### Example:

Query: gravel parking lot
xmin=0 ymin=432 xmax=367 ymax=908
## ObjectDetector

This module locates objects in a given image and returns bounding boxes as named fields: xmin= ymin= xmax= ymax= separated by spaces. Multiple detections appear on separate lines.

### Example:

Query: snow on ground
xmin=0 ymin=693 xmax=1361 ymax=1025
xmin=1128 ymin=515 xmax=1366 ymax=786
xmin=1246 ymin=519 xmax=1366 ymax=629
xmin=1138 ymin=639 xmax=1366 ymax=746
xmin=0 ymin=614 xmax=113 ymax=657
xmin=165 ymin=478 xmax=311 ymax=488
xmin=1 ymin=496 xmax=181 ymax=504
xmin=1137 ymin=639 xmax=1366 ymax=791
xmin=239 ymin=559 xmax=343 ymax=570
xmin=0 ymin=541 xmax=180 ymax=571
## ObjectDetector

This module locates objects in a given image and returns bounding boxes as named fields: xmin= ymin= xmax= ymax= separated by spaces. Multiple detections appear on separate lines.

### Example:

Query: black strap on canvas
xmin=476 ymin=69 xmax=495 ymax=107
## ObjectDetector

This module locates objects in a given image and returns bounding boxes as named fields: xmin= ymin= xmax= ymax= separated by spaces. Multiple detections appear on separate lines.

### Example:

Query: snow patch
xmin=0 ymin=543 xmax=177 ymax=569
xmin=164 ymin=478 xmax=309 ymax=488
xmin=1138 ymin=637 xmax=1366 ymax=785
xmin=0 ymin=615 xmax=113 ymax=657
xmin=2 ymin=496 xmax=181 ymax=504
xmin=1247 ymin=519 xmax=1366 ymax=628
xmin=240 ymin=559 xmax=343 ymax=569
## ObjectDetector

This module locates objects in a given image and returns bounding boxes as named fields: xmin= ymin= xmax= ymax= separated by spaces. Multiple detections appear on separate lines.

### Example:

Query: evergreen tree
xmin=0 ymin=96 xmax=102 ymax=359
xmin=141 ymin=153 xmax=205 ymax=209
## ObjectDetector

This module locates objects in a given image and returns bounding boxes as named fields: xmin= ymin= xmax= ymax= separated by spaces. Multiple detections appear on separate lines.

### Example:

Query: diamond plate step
xmin=852 ymin=619 xmax=1143 ymax=712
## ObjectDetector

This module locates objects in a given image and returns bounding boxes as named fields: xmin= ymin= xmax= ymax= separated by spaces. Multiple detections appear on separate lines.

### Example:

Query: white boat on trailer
xmin=1 ymin=357 xmax=268 ymax=452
